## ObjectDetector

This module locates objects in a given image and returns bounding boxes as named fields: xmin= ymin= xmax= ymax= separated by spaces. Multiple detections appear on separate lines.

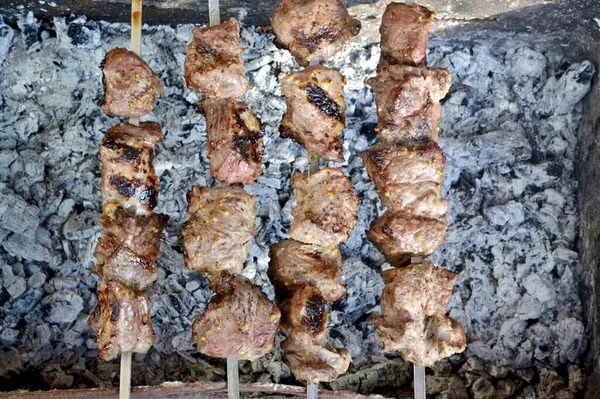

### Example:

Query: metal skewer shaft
xmin=307 ymin=382 xmax=319 ymax=399
xmin=119 ymin=351 xmax=132 ymax=399
xmin=227 ymin=357 xmax=240 ymax=399
xmin=129 ymin=0 xmax=142 ymax=128
xmin=410 ymin=255 xmax=426 ymax=399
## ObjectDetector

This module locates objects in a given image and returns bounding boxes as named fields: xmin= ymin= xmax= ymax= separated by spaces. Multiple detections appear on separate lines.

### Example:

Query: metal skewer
xmin=410 ymin=256 xmax=426 ymax=399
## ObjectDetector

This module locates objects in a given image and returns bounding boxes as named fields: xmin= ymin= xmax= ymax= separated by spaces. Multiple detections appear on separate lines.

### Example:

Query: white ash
xmin=0 ymin=12 xmax=594 ymax=396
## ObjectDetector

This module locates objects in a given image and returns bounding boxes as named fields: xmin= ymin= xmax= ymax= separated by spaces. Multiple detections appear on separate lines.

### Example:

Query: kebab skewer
xmin=88 ymin=2 xmax=168 ymax=399
xmin=182 ymin=8 xmax=279 ymax=399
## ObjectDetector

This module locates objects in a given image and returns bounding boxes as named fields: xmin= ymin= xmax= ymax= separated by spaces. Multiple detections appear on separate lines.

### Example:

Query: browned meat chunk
xmin=280 ymin=66 xmax=347 ymax=161
xmin=184 ymin=18 xmax=251 ymax=98
xmin=269 ymin=239 xmax=346 ymax=303
xmin=192 ymin=273 xmax=281 ymax=360
xmin=282 ymin=331 xmax=351 ymax=383
xmin=200 ymin=98 xmax=263 ymax=185
xmin=88 ymin=281 xmax=155 ymax=361
xmin=379 ymin=3 xmax=434 ymax=67
xmin=368 ymin=65 xmax=452 ymax=143
xmin=102 ymin=48 xmax=163 ymax=118
xmin=290 ymin=168 xmax=358 ymax=248
xmin=271 ymin=0 xmax=361 ymax=65
xmin=93 ymin=204 xmax=167 ymax=290
xmin=372 ymin=261 xmax=467 ymax=367
xmin=360 ymin=142 xmax=447 ymax=218
xmin=280 ymin=286 xmax=328 ymax=337
xmin=367 ymin=210 xmax=447 ymax=267
xmin=181 ymin=185 xmax=256 ymax=277
xmin=100 ymin=122 xmax=163 ymax=215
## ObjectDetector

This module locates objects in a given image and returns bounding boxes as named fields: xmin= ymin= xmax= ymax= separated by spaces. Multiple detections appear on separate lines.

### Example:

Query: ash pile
xmin=0 ymin=11 xmax=594 ymax=398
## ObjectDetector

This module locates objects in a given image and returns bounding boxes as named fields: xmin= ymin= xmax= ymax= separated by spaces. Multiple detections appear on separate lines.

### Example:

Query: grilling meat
xmin=200 ymin=98 xmax=263 ymax=185
xmin=192 ymin=273 xmax=281 ymax=360
xmin=368 ymin=65 xmax=452 ymax=143
xmin=379 ymin=3 xmax=434 ymax=67
xmin=88 ymin=280 xmax=155 ymax=361
xmin=290 ymin=168 xmax=358 ymax=248
xmin=271 ymin=0 xmax=361 ymax=66
xmin=102 ymin=48 xmax=164 ymax=118
xmin=184 ymin=18 xmax=251 ymax=98
xmin=372 ymin=261 xmax=466 ymax=366
xmin=269 ymin=239 xmax=346 ymax=303
xmin=280 ymin=285 xmax=328 ymax=337
xmin=360 ymin=142 xmax=447 ymax=217
xmin=181 ymin=185 xmax=256 ymax=277
xmin=100 ymin=122 xmax=163 ymax=215
xmin=367 ymin=210 xmax=447 ymax=267
xmin=280 ymin=66 xmax=347 ymax=161
xmin=93 ymin=203 xmax=168 ymax=290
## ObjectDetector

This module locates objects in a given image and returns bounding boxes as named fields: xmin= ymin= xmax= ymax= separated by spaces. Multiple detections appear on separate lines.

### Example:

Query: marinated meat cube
xmin=367 ymin=210 xmax=447 ymax=267
xmin=200 ymin=98 xmax=263 ymax=185
xmin=379 ymin=3 xmax=434 ymax=67
xmin=184 ymin=18 xmax=251 ymax=98
xmin=290 ymin=168 xmax=358 ymax=248
xmin=93 ymin=203 xmax=168 ymax=290
xmin=102 ymin=48 xmax=163 ymax=118
xmin=282 ymin=331 xmax=351 ymax=383
xmin=360 ymin=142 xmax=447 ymax=217
xmin=100 ymin=122 xmax=163 ymax=215
xmin=181 ymin=185 xmax=256 ymax=277
xmin=372 ymin=261 xmax=467 ymax=367
xmin=88 ymin=281 xmax=155 ymax=361
xmin=279 ymin=286 xmax=328 ymax=337
xmin=280 ymin=66 xmax=347 ymax=161
xmin=368 ymin=65 xmax=452 ymax=143
xmin=271 ymin=0 xmax=361 ymax=66
xmin=269 ymin=239 xmax=346 ymax=303
xmin=192 ymin=273 xmax=281 ymax=360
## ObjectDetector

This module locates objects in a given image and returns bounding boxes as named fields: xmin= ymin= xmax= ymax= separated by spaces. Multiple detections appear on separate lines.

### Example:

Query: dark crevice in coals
xmin=304 ymin=84 xmax=343 ymax=121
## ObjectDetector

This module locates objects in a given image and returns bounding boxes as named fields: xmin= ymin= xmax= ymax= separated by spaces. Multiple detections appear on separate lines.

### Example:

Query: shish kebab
xmin=360 ymin=1 xmax=467 ymax=389
xmin=268 ymin=0 xmax=361 ymax=397
xmin=181 ymin=8 xmax=280 ymax=399
xmin=88 ymin=1 xmax=167 ymax=398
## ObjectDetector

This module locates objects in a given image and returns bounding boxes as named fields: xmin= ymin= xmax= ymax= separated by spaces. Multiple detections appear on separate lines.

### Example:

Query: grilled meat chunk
xmin=290 ymin=168 xmax=358 ymax=248
xmin=280 ymin=286 xmax=328 ymax=337
xmin=200 ymin=98 xmax=263 ymax=185
xmin=360 ymin=142 xmax=447 ymax=217
xmin=93 ymin=204 xmax=168 ymax=290
xmin=372 ymin=261 xmax=467 ymax=367
xmin=367 ymin=210 xmax=447 ymax=267
xmin=280 ymin=66 xmax=347 ymax=161
xmin=102 ymin=48 xmax=163 ymax=118
xmin=271 ymin=0 xmax=361 ymax=66
xmin=181 ymin=185 xmax=256 ymax=277
xmin=282 ymin=331 xmax=351 ymax=383
xmin=192 ymin=273 xmax=281 ymax=360
xmin=379 ymin=3 xmax=434 ymax=67
xmin=368 ymin=65 xmax=452 ymax=143
xmin=269 ymin=239 xmax=346 ymax=303
xmin=88 ymin=281 xmax=155 ymax=361
xmin=184 ymin=18 xmax=251 ymax=98
xmin=100 ymin=122 xmax=163 ymax=215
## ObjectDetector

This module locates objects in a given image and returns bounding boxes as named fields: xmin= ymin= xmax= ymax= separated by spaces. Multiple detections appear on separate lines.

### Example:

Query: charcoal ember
xmin=0 ymin=347 xmax=21 ymax=378
xmin=0 ymin=328 xmax=20 ymax=346
xmin=2 ymin=234 xmax=58 ymax=265
xmin=5 ymin=275 xmax=26 ymax=298
xmin=2 ymin=289 xmax=43 ymax=328
xmin=16 ymin=12 xmax=40 ymax=47
xmin=62 ymin=208 xmax=100 ymax=240
xmin=0 ymin=189 xmax=40 ymax=237
xmin=41 ymin=364 xmax=74 ymax=389
xmin=427 ymin=375 xmax=469 ymax=399
xmin=0 ymin=17 xmax=14 ymax=66
xmin=42 ymin=291 xmax=84 ymax=324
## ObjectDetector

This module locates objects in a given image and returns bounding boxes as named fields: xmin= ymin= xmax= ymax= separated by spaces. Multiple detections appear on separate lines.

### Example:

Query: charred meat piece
xmin=200 ymin=98 xmax=263 ymax=185
xmin=372 ymin=261 xmax=467 ymax=367
xmin=360 ymin=142 xmax=447 ymax=217
xmin=368 ymin=65 xmax=452 ymax=143
xmin=290 ymin=168 xmax=358 ymax=248
xmin=192 ymin=273 xmax=281 ymax=360
xmin=102 ymin=48 xmax=164 ymax=118
xmin=184 ymin=18 xmax=251 ymax=98
xmin=93 ymin=204 xmax=168 ymax=290
xmin=100 ymin=122 xmax=163 ymax=215
xmin=280 ymin=66 xmax=347 ymax=161
xmin=269 ymin=239 xmax=346 ymax=303
xmin=181 ymin=185 xmax=256 ymax=277
xmin=379 ymin=3 xmax=434 ymax=67
xmin=282 ymin=331 xmax=351 ymax=383
xmin=280 ymin=286 xmax=328 ymax=338
xmin=367 ymin=210 xmax=447 ymax=267
xmin=88 ymin=281 xmax=155 ymax=361
xmin=271 ymin=0 xmax=361 ymax=65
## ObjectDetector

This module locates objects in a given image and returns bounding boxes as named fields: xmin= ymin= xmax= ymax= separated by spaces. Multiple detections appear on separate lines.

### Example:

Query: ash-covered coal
xmin=0 ymin=11 xmax=594 ymax=397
